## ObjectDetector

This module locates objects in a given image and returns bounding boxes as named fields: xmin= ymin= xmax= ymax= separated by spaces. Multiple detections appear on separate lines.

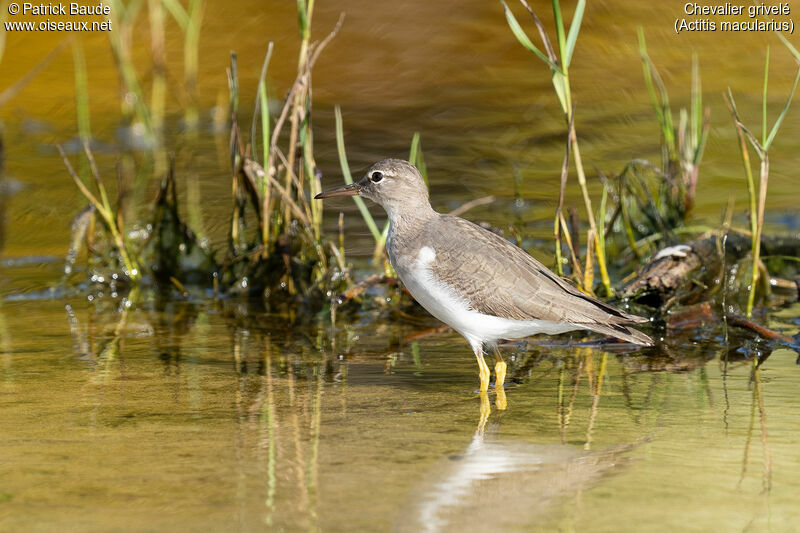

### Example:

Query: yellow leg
xmin=475 ymin=349 xmax=491 ymax=392
xmin=493 ymin=348 xmax=507 ymax=410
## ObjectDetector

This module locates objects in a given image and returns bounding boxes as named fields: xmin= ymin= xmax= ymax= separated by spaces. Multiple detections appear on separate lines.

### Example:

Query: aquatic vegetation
xmin=596 ymin=30 xmax=712 ymax=265
xmin=39 ymin=0 xmax=796 ymax=342
xmin=498 ymin=2 xmax=799 ymax=326
xmin=725 ymin=46 xmax=800 ymax=317
xmin=500 ymin=1 xmax=715 ymax=303
xmin=502 ymin=0 xmax=613 ymax=295
xmin=59 ymin=142 xmax=142 ymax=282
xmin=619 ymin=42 xmax=800 ymax=318
xmin=638 ymin=30 xmax=708 ymax=217
xmin=57 ymin=1 xmax=352 ymax=307
xmin=221 ymin=9 xmax=350 ymax=306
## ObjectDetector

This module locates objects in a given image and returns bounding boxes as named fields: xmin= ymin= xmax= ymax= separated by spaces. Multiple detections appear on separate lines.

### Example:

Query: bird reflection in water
xmin=396 ymin=391 xmax=639 ymax=533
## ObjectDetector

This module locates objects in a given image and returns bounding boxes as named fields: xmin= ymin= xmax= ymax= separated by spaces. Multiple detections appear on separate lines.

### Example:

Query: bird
xmin=315 ymin=159 xmax=652 ymax=393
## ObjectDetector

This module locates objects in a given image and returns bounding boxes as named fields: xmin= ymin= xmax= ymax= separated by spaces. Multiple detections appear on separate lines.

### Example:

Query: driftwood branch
xmin=623 ymin=231 xmax=800 ymax=309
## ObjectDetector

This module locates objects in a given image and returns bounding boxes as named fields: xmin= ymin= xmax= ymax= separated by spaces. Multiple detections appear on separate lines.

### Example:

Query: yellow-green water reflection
xmin=2 ymin=0 xmax=800 ymax=259
xmin=1 ymin=298 xmax=798 ymax=531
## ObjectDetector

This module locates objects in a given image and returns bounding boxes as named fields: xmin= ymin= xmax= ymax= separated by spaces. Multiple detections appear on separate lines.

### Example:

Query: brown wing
xmin=424 ymin=215 xmax=652 ymax=345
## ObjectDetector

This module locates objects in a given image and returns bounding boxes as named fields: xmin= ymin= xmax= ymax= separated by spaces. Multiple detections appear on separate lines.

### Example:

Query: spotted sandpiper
xmin=316 ymin=159 xmax=652 ymax=392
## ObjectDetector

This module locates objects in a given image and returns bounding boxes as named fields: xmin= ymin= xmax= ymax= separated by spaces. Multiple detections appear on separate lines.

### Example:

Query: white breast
xmin=391 ymin=245 xmax=578 ymax=353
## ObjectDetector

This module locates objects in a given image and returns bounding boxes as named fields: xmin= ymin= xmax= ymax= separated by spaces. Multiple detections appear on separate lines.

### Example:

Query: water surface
xmin=1 ymin=296 xmax=799 ymax=531
xmin=2 ymin=0 xmax=800 ymax=530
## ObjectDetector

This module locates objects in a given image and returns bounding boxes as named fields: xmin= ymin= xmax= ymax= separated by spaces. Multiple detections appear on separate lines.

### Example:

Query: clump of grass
xmin=59 ymin=142 xmax=141 ymax=282
xmin=637 ymin=30 xmax=709 ymax=218
xmin=253 ymin=42 xmax=274 ymax=253
xmin=61 ymin=139 xmax=217 ymax=292
xmin=334 ymin=106 xmax=382 ymax=249
xmin=502 ymin=0 xmax=613 ymax=296
xmin=61 ymin=0 xmax=353 ymax=305
xmin=220 ymin=9 xmax=348 ymax=302
xmin=574 ymin=32 xmax=711 ymax=266
xmin=725 ymin=46 xmax=800 ymax=317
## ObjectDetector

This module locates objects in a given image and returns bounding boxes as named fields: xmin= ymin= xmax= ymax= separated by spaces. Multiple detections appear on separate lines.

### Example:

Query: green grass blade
xmin=690 ymin=52 xmax=701 ymax=150
xmin=501 ymin=1 xmax=560 ymax=72
xmin=552 ymin=72 xmax=569 ymax=114
xmin=551 ymin=0 xmax=567 ymax=65
xmin=637 ymin=29 xmax=660 ymax=122
xmin=409 ymin=132 xmax=420 ymax=165
xmin=762 ymin=46 xmax=769 ymax=147
xmin=160 ymin=0 xmax=189 ymax=30
xmin=253 ymin=42 xmax=274 ymax=165
xmin=334 ymin=106 xmax=381 ymax=243
xmin=777 ymin=33 xmax=800 ymax=62
xmin=296 ymin=0 xmax=309 ymax=39
xmin=564 ymin=0 xmax=585 ymax=68
xmin=638 ymin=28 xmax=675 ymax=155
xmin=72 ymin=39 xmax=91 ymax=143
xmin=764 ymin=65 xmax=800 ymax=151
xmin=257 ymin=42 xmax=273 ymax=249
xmin=408 ymin=132 xmax=428 ymax=186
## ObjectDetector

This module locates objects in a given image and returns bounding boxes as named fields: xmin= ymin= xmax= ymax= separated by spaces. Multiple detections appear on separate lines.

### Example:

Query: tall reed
xmin=106 ymin=0 xmax=153 ymax=138
xmin=725 ymin=46 xmax=800 ymax=317
xmin=72 ymin=39 xmax=91 ymax=144
xmin=161 ymin=0 xmax=205 ymax=129
xmin=502 ymin=0 xmax=611 ymax=295
xmin=253 ymin=42 xmax=274 ymax=254
xmin=638 ymin=30 xmax=708 ymax=214
xmin=222 ymin=7 xmax=345 ymax=296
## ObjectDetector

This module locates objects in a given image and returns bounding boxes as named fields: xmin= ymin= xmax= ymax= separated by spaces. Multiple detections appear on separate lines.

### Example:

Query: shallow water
xmin=1 ymin=296 xmax=799 ymax=531
xmin=2 ymin=0 xmax=800 ymax=530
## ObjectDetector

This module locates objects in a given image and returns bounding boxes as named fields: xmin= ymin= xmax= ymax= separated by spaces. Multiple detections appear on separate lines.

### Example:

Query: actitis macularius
xmin=316 ymin=159 xmax=652 ymax=392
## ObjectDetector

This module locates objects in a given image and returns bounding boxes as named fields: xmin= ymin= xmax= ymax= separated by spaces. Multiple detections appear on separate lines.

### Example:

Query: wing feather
xmin=423 ymin=215 xmax=651 ymax=344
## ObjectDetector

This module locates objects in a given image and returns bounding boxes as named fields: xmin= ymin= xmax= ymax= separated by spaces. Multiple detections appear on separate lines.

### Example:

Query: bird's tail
xmin=583 ymin=322 xmax=654 ymax=346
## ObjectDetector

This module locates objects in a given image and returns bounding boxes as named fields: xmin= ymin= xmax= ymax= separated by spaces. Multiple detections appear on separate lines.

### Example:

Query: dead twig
xmin=449 ymin=195 xmax=495 ymax=217
xmin=728 ymin=315 xmax=795 ymax=344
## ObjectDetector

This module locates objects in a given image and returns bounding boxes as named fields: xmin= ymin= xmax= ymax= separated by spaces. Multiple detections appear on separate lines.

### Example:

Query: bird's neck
xmin=384 ymin=200 xmax=436 ymax=260
xmin=384 ymin=199 xmax=436 ymax=232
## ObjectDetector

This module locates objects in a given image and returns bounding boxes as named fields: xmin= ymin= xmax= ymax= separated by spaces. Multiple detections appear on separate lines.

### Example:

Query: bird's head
xmin=315 ymin=159 xmax=430 ymax=217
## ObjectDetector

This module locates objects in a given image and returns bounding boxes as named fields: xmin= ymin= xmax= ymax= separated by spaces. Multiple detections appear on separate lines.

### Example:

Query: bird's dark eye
xmin=370 ymin=171 xmax=384 ymax=183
